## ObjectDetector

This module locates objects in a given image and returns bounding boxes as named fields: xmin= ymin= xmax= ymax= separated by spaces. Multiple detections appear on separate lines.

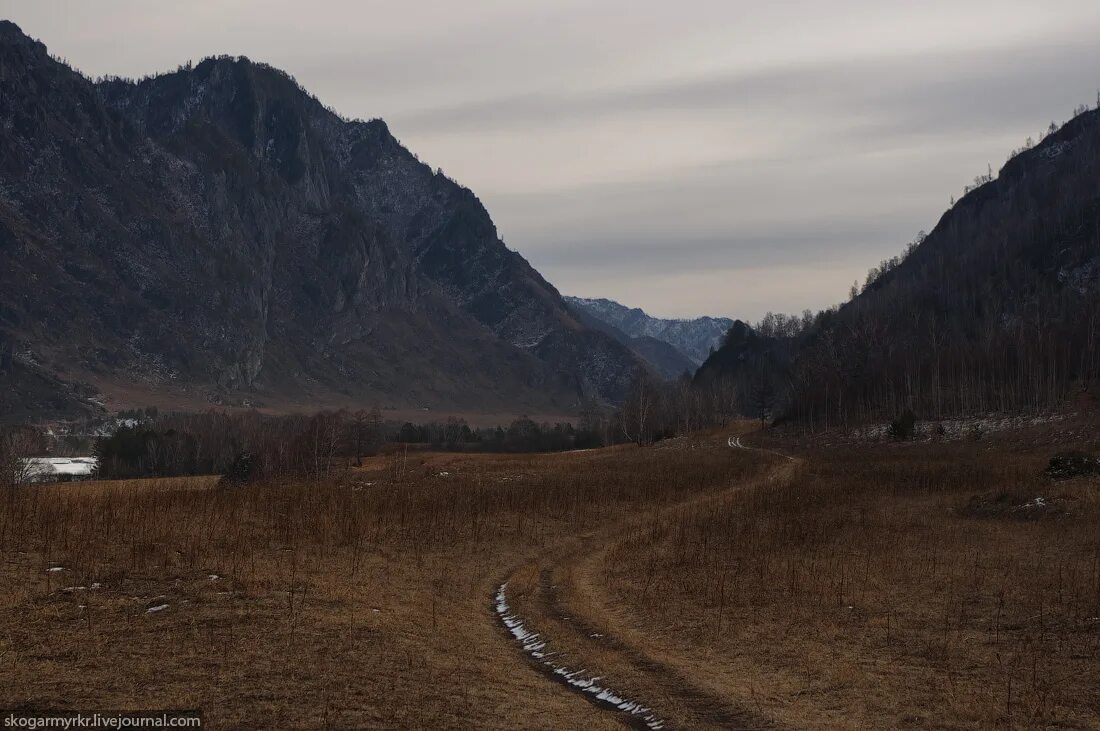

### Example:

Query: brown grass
xmin=599 ymin=439 xmax=1100 ymax=729
xmin=2 ymin=428 xmax=1097 ymax=729
xmin=0 ymin=439 xmax=757 ymax=729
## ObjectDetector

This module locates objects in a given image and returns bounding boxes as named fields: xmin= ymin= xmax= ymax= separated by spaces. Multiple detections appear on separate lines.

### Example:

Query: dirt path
xmin=493 ymin=438 xmax=797 ymax=730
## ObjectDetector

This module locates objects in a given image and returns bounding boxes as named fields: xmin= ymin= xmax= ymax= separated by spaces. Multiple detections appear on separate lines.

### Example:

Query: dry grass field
xmin=0 ymin=439 xmax=759 ymax=729
xmin=595 ymin=430 xmax=1100 ymax=729
xmin=1 ymin=422 xmax=1097 ymax=729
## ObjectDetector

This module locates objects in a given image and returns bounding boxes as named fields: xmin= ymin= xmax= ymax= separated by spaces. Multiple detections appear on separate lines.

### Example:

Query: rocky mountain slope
xmin=697 ymin=106 xmax=1100 ymax=425
xmin=564 ymin=296 xmax=733 ymax=366
xmin=0 ymin=22 xmax=643 ymax=419
xmin=564 ymin=302 xmax=695 ymax=379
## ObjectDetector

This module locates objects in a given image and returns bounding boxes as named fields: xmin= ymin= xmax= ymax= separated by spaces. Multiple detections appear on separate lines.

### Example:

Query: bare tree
xmin=748 ymin=368 xmax=776 ymax=427
xmin=0 ymin=428 xmax=47 ymax=485
xmin=621 ymin=370 xmax=657 ymax=445
xmin=349 ymin=410 xmax=370 ymax=466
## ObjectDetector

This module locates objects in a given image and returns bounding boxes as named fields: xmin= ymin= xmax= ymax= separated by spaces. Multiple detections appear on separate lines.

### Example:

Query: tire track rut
xmin=493 ymin=438 xmax=796 ymax=729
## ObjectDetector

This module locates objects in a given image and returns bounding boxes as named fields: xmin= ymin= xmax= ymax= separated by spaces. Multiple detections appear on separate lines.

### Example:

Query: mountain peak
xmin=0 ymin=20 xmax=47 ymax=57
xmin=0 ymin=40 xmax=643 ymax=418
xmin=0 ymin=20 xmax=27 ymax=37
xmin=565 ymin=296 xmax=734 ymax=365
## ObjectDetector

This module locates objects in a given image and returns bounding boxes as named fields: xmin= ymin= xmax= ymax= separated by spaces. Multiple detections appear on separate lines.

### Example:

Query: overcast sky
xmin=6 ymin=1 xmax=1100 ymax=320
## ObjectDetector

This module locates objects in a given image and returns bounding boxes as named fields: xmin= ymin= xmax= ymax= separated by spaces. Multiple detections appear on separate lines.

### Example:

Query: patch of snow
xmin=46 ymin=567 xmax=65 ymax=573
xmin=1042 ymin=141 xmax=1072 ymax=159
xmin=19 ymin=457 xmax=98 ymax=483
xmin=853 ymin=412 xmax=1070 ymax=443
xmin=146 ymin=604 xmax=170 ymax=613
xmin=1013 ymin=496 xmax=1053 ymax=513
xmin=494 ymin=582 xmax=664 ymax=729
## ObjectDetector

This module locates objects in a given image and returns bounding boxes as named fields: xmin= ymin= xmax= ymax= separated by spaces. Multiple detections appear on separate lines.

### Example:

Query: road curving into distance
xmin=492 ymin=433 xmax=798 ymax=730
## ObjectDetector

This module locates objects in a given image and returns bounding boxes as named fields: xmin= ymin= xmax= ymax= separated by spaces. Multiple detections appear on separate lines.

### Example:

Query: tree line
xmin=94 ymin=409 xmax=385 ymax=481
xmin=391 ymin=417 xmax=601 ymax=452
xmin=43 ymin=372 xmax=748 ymax=485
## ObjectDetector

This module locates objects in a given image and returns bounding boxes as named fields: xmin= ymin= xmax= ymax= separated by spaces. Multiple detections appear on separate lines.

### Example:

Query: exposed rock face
xmin=564 ymin=296 xmax=733 ymax=365
xmin=0 ymin=22 xmax=641 ymax=416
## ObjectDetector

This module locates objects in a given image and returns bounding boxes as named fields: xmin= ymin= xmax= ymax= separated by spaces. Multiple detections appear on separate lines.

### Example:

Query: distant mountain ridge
xmin=0 ymin=22 xmax=643 ymax=421
xmin=564 ymin=297 xmax=733 ymax=366
xmin=563 ymin=302 xmax=696 ymax=379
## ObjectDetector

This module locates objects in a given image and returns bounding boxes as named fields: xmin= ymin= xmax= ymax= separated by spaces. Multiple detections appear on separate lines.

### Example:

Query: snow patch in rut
xmin=495 ymin=582 xmax=665 ymax=729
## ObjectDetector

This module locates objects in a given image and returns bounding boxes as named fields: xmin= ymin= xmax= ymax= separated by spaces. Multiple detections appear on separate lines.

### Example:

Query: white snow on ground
xmin=19 ymin=457 xmax=98 ymax=482
xmin=494 ymin=582 xmax=665 ymax=730
xmin=46 ymin=567 xmax=65 ymax=573
xmin=852 ymin=413 xmax=1069 ymax=442
xmin=146 ymin=604 xmax=169 ymax=613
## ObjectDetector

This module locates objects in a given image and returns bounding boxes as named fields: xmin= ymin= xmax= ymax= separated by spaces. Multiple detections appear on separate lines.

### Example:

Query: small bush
xmin=1044 ymin=451 xmax=1100 ymax=480
xmin=221 ymin=452 xmax=260 ymax=485
xmin=888 ymin=409 xmax=917 ymax=440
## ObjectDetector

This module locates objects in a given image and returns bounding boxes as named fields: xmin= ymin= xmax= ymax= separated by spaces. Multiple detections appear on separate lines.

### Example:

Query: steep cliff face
xmin=0 ymin=22 xmax=641 ymax=416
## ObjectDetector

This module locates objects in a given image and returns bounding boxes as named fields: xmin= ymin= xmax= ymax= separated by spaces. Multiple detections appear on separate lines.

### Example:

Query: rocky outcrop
xmin=0 ymin=22 xmax=641 ymax=416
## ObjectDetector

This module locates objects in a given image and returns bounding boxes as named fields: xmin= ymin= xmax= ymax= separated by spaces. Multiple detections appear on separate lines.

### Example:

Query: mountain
xmin=564 ymin=297 xmax=733 ymax=366
xmin=0 ymin=22 xmax=644 ymax=421
xmin=564 ymin=302 xmax=696 ymax=379
xmin=697 ymin=106 xmax=1100 ymax=426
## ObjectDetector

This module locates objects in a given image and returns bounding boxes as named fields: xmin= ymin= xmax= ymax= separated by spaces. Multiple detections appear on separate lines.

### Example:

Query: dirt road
xmin=494 ymin=436 xmax=796 ymax=729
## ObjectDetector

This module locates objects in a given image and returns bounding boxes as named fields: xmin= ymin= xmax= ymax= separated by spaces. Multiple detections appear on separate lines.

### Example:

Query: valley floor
xmin=0 ymin=422 xmax=1097 ymax=729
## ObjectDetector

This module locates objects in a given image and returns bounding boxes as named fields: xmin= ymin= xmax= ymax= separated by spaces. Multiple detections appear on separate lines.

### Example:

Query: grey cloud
xmin=7 ymin=0 xmax=1100 ymax=320
xmin=526 ymin=225 xmax=908 ymax=276
xmin=392 ymin=34 xmax=1100 ymax=142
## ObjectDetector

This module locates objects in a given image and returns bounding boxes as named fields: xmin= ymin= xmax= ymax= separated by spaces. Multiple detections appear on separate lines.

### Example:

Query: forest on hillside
xmin=696 ymin=107 xmax=1100 ymax=430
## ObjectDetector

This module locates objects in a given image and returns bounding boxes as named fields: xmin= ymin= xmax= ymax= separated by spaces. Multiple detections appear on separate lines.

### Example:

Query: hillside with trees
xmin=697 ymin=106 xmax=1100 ymax=429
